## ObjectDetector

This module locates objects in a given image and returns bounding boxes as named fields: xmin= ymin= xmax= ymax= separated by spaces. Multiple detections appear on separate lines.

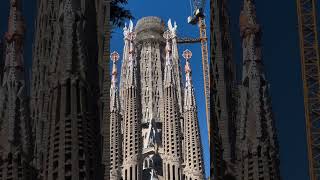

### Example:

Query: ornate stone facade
xmin=210 ymin=0 xmax=237 ymax=179
xmin=210 ymin=1 xmax=281 ymax=180
xmin=111 ymin=16 xmax=205 ymax=180
xmin=95 ymin=0 xmax=112 ymax=179
xmin=236 ymin=0 xmax=281 ymax=179
xmin=31 ymin=0 xmax=104 ymax=179
xmin=0 ymin=0 xmax=34 ymax=179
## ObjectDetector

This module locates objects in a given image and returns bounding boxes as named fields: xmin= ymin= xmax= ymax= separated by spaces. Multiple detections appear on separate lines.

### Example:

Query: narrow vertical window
xmin=66 ymin=79 xmax=71 ymax=115
xmin=168 ymin=164 xmax=170 ymax=180
xmin=135 ymin=165 xmax=138 ymax=180
xmin=173 ymin=165 xmax=175 ymax=180
xmin=130 ymin=167 xmax=132 ymax=180
xmin=76 ymin=80 xmax=80 ymax=113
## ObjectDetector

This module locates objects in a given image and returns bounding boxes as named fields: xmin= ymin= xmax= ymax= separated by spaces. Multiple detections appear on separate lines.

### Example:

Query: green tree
xmin=110 ymin=0 xmax=133 ymax=28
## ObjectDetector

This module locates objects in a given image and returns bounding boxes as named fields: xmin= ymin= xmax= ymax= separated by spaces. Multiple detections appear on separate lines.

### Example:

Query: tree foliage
xmin=110 ymin=0 xmax=133 ymax=28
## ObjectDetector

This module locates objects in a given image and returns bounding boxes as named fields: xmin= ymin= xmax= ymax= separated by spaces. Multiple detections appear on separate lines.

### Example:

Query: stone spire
xmin=210 ymin=1 xmax=238 ymax=178
xmin=0 ymin=0 xmax=34 ymax=179
xmin=3 ymin=0 xmax=25 ymax=73
xmin=109 ymin=51 xmax=122 ymax=179
xmin=239 ymin=0 xmax=262 ymax=82
xmin=168 ymin=19 xmax=183 ymax=115
xmin=182 ymin=49 xmax=205 ymax=179
xmin=162 ymin=30 xmax=183 ymax=180
xmin=121 ymin=26 xmax=143 ymax=180
xmin=236 ymin=0 xmax=281 ymax=179
xmin=34 ymin=1 xmax=103 ymax=179
xmin=120 ymin=20 xmax=133 ymax=113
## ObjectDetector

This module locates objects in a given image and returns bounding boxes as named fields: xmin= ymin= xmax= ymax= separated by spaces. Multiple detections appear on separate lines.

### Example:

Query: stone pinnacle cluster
xmin=210 ymin=0 xmax=281 ymax=179
xmin=109 ymin=16 xmax=205 ymax=180
xmin=0 ymin=0 xmax=33 ymax=179
xmin=236 ymin=0 xmax=280 ymax=179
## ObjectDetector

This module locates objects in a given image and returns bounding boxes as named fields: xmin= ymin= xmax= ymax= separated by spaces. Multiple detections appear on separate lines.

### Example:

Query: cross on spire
xmin=111 ymin=51 xmax=120 ymax=63
xmin=183 ymin=49 xmax=192 ymax=74
xmin=110 ymin=51 xmax=119 ymax=86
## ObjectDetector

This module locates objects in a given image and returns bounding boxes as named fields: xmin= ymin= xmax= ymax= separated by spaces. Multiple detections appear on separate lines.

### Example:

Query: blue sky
xmin=110 ymin=0 xmax=211 ymax=177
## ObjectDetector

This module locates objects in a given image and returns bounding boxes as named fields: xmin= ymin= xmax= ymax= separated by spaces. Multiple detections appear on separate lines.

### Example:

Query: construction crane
xmin=178 ymin=0 xmax=210 ymax=141
xmin=296 ymin=0 xmax=320 ymax=179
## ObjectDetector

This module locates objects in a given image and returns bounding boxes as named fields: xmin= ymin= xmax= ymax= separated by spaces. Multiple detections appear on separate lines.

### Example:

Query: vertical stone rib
xmin=36 ymin=0 xmax=102 ymax=179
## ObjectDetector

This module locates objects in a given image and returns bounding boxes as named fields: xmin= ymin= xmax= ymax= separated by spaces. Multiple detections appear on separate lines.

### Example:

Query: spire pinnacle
xmin=110 ymin=51 xmax=120 ymax=112
xmin=240 ymin=0 xmax=260 ymax=38
xmin=128 ymin=31 xmax=136 ymax=64
xmin=124 ymin=19 xmax=134 ymax=39
xmin=163 ymin=30 xmax=172 ymax=63
xmin=183 ymin=49 xmax=193 ymax=87
xmin=6 ymin=0 xmax=25 ymax=41
xmin=110 ymin=51 xmax=119 ymax=88
xmin=242 ymin=0 xmax=256 ymax=17
xmin=167 ymin=18 xmax=178 ymax=38
xmin=163 ymin=30 xmax=176 ymax=86
xmin=126 ymin=25 xmax=137 ymax=86
xmin=183 ymin=49 xmax=196 ymax=110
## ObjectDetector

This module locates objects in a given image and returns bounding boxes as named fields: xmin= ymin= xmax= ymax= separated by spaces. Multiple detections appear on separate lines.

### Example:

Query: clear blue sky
xmin=110 ymin=0 xmax=211 ymax=177
xmin=0 ymin=0 xmax=312 ymax=180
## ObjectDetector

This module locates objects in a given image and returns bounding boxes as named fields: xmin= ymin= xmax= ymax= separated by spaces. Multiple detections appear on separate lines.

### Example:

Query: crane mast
xmin=296 ymin=0 xmax=320 ymax=179
xmin=198 ymin=17 xmax=210 ymax=140
xmin=187 ymin=0 xmax=211 ymax=140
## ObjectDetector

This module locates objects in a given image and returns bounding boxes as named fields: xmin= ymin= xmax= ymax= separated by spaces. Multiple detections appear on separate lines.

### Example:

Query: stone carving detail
xmin=30 ymin=0 xmax=102 ymax=179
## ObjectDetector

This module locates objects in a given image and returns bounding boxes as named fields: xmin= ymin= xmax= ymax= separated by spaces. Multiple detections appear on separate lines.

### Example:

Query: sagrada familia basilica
xmin=0 ymin=0 xmax=282 ymax=180
xmin=109 ymin=17 xmax=205 ymax=180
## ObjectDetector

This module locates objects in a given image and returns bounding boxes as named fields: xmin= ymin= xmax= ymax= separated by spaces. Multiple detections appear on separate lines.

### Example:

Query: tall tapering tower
xmin=210 ymin=0 xmax=238 ymax=179
xmin=95 ymin=0 xmax=111 ymax=178
xmin=182 ymin=49 xmax=205 ymax=180
xmin=162 ymin=29 xmax=183 ymax=180
xmin=31 ymin=1 xmax=61 ymax=176
xmin=31 ymin=0 xmax=103 ymax=179
xmin=109 ymin=51 xmax=122 ymax=179
xmin=236 ymin=0 xmax=280 ymax=179
xmin=121 ymin=24 xmax=143 ymax=180
xmin=210 ymin=0 xmax=237 ymax=172
xmin=0 ymin=0 xmax=34 ymax=179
